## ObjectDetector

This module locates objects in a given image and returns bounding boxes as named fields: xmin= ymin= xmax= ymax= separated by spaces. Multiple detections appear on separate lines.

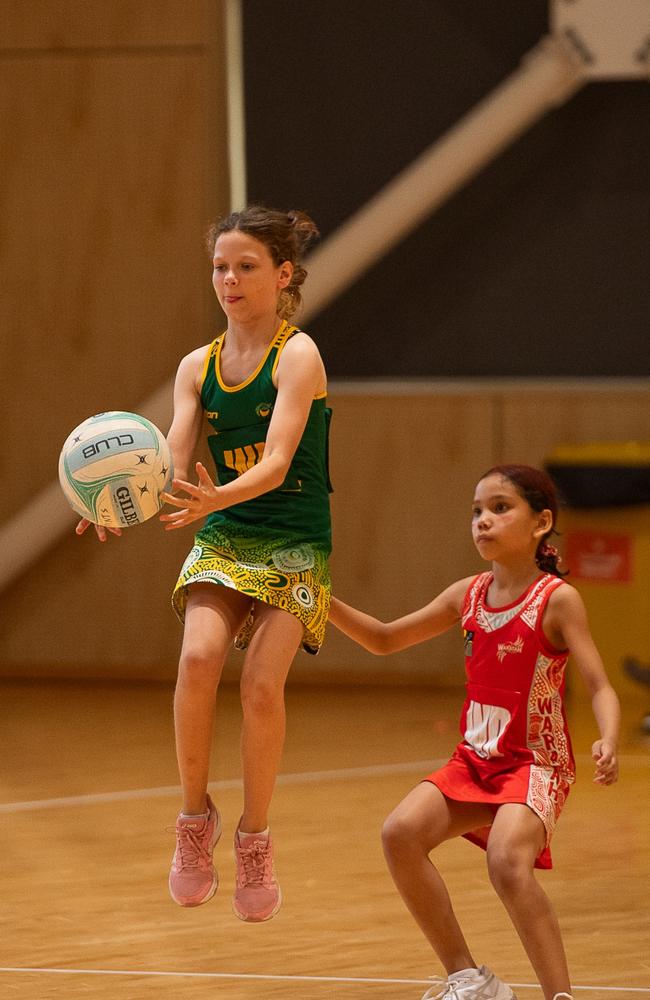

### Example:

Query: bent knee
xmin=382 ymin=811 xmax=409 ymax=847
xmin=486 ymin=845 xmax=534 ymax=895
xmin=382 ymin=810 xmax=439 ymax=859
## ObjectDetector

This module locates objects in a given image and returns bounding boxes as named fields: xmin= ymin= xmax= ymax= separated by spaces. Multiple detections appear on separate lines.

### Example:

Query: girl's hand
xmin=75 ymin=518 xmax=123 ymax=542
xmin=159 ymin=462 xmax=222 ymax=530
xmin=591 ymin=739 xmax=618 ymax=785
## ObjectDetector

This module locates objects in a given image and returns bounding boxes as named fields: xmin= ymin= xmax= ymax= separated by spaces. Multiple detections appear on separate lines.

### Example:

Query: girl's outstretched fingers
xmin=591 ymin=739 xmax=618 ymax=785
xmin=160 ymin=463 xmax=220 ymax=529
xmin=160 ymin=479 xmax=195 ymax=508
xmin=75 ymin=518 xmax=122 ymax=541
xmin=195 ymin=461 xmax=215 ymax=486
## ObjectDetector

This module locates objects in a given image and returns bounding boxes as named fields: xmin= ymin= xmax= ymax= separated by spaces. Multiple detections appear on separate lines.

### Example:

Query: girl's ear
xmin=277 ymin=260 xmax=293 ymax=289
xmin=533 ymin=508 xmax=553 ymax=540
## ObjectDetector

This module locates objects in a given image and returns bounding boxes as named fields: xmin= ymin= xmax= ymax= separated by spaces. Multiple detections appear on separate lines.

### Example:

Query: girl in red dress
xmin=329 ymin=465 xmax=619 ymax=1000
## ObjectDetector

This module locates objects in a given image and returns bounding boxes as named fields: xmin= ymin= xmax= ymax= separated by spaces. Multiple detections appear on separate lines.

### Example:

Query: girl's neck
xmin=226 ymin=314 xmax=283 ymax=351
xmin=488 ymin=560 xmax=543 ymax=603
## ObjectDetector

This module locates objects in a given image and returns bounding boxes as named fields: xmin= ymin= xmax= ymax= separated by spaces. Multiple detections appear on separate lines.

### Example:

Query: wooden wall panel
xmin=0 ymin=14 xmax=227 ymax=519
xmin=1 ymin=0 xmax=216 ymax=49
xmin=497 ymin=385 xmax=650 ymax=468
xmin=310 ymin=390 xmax=496 ymax=684
xmin=2 ymin=385 xmax=650 ymax=682
xmin=0 ymin=1 xmax=228 ymax=676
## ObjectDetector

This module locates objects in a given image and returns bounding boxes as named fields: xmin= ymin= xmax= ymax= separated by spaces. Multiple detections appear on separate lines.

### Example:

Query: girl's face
xmin=471 ymin=473 xmax=552 ymax=564
xmin=211 ymin=230 xmax=293 ymax=323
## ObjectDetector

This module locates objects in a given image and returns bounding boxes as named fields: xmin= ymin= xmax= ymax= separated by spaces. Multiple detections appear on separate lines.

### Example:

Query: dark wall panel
xmin=243 ymin=1 xmax=648 ymax=377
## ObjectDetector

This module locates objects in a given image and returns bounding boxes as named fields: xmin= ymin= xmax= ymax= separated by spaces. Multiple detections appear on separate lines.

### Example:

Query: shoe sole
xmin=232 ymin=886 xmax=282 ymax=923
xmin=168 ymin=809 xmax=223 ymax=907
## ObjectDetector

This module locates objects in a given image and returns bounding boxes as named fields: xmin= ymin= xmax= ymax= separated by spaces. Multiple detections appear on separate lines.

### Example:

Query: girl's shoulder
xmin=460 ymin=572 xmax=488 ymax=592
xmin=542 ymin=578 xmax=590 ymax=640
xmin=180 ymin=341 xmax=214 ymax=369
xmin=451 ymin=574 xmax=486 ymax=616
xmin=173 ymin=342 xmax=216 ymax=394
xmin=275 ymin=329 xmax=326 ymax=393
xmin=541 ymin=577 xmax=585 ymax=651
xmin=446 ymin=575 xmax=481 ymax=599
xmin=279 ymin=328 xmax=321 ymax=361
xmin=461 ymin=571 xmax=491 ymax=599
xmin=545 ymin=576 xmax=583 ymax=610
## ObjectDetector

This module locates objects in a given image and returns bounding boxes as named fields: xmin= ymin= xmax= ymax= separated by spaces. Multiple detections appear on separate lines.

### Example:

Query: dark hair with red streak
xmin=480 ymin=464 xmax=568 ymax=577
xmin=206 ymin=205 xmax=320 ymax=320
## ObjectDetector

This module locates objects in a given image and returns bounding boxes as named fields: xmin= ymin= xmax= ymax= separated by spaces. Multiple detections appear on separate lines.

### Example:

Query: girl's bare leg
xmin=382 ymin=782 xmax=495 ymax=974
xmin=238 ymin=602 xmax=303 ymax=832
xmin=174 ymin=584 xmax=252 ymax=815
xmin=487 ymin=804 xmax=571 ymax=999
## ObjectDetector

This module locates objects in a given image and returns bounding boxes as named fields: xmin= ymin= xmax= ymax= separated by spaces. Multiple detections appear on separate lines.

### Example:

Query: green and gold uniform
xmin=172 ymin=320 xmax=332 ymax=654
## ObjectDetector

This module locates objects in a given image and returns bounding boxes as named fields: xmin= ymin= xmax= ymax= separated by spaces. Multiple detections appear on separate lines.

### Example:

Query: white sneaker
xmin=421 ymin=965 xmax=516 ymax=1000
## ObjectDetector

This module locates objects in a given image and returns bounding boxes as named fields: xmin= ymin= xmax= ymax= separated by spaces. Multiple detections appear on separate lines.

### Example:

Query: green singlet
xmin=172 ymin=320 xmax=332 ymax=655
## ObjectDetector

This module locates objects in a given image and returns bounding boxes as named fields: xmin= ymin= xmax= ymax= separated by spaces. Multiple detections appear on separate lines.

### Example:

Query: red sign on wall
xmin=564 ymin=531 xmax=633 ymax=583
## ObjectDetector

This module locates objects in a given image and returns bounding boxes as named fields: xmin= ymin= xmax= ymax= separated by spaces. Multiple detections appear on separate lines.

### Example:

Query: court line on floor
xmin=0 ymin=759 xmax=442 ymax=814
xmin=0 ymin=967 xmax=648 ymax=993
xmin=0 ymin=753 xmax=647 ymax=815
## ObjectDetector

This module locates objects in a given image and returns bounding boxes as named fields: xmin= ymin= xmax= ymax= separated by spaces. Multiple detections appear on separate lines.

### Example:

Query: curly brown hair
xmin=206 ymin=205 xmax=320 ymax=319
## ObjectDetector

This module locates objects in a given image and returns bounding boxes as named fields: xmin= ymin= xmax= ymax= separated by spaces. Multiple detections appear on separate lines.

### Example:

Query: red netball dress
xmin=426 ymin=572 xmax=576 ymax=869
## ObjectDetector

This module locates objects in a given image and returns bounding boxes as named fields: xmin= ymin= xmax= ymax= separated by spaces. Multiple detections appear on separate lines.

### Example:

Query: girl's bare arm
xmin=546 ymin=584 xmax=620 ymax=784
xmin=328 ymin=577 xmax=473 ymax=655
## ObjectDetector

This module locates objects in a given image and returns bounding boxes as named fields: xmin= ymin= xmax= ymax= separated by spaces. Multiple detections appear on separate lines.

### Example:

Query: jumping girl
xmin=78 ymin=205 xmax=332 ymax=923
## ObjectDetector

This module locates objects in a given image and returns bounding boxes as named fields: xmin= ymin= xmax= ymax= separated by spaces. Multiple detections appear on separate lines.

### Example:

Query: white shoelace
xmin=421 ymin=974 xmax=477 ymax=1000
xmin=421 ymin=970 xmax=511 ymax=1000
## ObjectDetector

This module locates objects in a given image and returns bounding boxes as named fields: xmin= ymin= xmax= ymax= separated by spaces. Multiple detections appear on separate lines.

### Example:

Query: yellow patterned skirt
xmin=171 ymin=520 xmax=331 ymax=655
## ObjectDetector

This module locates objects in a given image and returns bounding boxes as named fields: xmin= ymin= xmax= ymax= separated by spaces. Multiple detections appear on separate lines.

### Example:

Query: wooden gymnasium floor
xmin=1 ymin=678 xmax=649 ymax=1000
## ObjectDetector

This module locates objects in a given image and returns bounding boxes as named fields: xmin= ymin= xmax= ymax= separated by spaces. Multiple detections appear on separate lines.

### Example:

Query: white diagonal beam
xmin=301 ymin=35 xmax=584 ymax=319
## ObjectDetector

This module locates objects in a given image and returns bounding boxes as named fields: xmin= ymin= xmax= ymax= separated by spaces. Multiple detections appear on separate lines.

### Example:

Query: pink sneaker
xmin=232 ymin=827 xmax=281 ymax=922
xmin=169 ymin=795 xmax=221 ymax=907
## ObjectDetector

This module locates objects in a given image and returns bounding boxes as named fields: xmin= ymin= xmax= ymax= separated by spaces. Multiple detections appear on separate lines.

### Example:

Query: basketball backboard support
xmin=550 ymin=0 xmax=650 ymax=78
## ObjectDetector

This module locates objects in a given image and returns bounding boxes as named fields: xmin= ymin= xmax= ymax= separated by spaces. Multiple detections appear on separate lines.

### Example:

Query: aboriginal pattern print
xmin=172 ymin=520 xmax=330 ymax=655
xmin=526 ymin=650 xmax=574 ymax=835
xmin=466 ymin=573 xmax=553 ymax=634
xmin=526 ymin=765 xmax=570 ymax=842
xmin=527 ymin=651 xmax=574 ymax=773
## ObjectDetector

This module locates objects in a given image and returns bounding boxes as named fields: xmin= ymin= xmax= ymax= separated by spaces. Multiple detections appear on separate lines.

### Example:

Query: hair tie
xmin=539 ymin=541 xmax=561 ymax=563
